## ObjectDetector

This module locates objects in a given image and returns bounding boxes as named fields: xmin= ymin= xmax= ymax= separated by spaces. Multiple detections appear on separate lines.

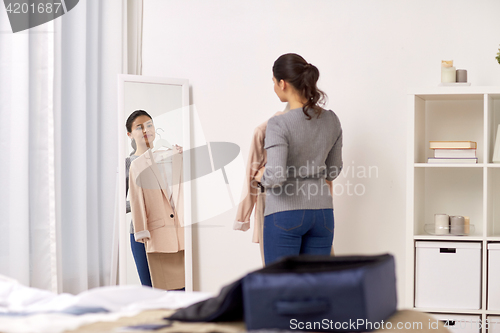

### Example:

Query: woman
xmin=125 ymin=110 xmax=182 ymax=286
xmin=125 ymin=110 xmax=156 ymax=286
xmin=255 ymin=53 xmax=343 ymax=265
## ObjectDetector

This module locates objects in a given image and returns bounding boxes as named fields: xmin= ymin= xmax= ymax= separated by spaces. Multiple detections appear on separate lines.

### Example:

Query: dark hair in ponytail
xmin=272 ymin=53 xmax=327 ymax=120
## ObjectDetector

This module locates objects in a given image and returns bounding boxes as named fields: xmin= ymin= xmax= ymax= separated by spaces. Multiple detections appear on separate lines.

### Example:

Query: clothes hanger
xmin=152 ymin=128 xmax=173 ymax=151
xmin=152 ymin=128 xmax=177 ymax=164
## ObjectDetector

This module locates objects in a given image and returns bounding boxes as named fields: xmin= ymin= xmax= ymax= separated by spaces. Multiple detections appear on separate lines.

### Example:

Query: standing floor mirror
xmin=115 ymin=74 xmax=192 ymax=291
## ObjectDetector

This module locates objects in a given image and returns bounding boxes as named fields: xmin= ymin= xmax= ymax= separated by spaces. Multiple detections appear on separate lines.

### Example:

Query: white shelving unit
xmin=406 ymin=87 xmax=500 ymax=333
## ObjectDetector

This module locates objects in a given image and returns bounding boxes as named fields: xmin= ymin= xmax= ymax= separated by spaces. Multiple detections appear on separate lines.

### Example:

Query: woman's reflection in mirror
xmin=125 ymin=110 xmax=155 ymax=286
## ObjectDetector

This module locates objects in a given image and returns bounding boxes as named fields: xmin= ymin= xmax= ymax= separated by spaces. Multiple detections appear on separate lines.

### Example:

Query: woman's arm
xmin=260 ymin=117 xmax=288 ymax=188
xmin=325 ymin=126 xmax=343 ymax=182
xmin=129 ymin=165 xmax=151 ymax=243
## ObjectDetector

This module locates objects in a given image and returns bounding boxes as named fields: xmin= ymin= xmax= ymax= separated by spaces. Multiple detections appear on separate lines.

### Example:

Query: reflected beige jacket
xmin=129 ymin=149 xmax=184 ymax=253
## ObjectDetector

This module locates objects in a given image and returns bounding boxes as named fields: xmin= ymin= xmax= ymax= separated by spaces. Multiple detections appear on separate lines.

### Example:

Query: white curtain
xmin=0 ymin=10 xmax=57 ymax=292
xmin=127 ymin=0 xmax=143 ymax=75
xmin=0 ymin=0 xmax=129 ymax=294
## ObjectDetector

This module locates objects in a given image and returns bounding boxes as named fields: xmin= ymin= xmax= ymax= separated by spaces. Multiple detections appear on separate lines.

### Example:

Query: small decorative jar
xmin=441 ymin=60 xmax=456 ymax=83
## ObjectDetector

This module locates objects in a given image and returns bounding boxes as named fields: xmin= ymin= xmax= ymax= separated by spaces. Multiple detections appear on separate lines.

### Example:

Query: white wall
xmin=141 ymin=0 xmax=500 ymax=304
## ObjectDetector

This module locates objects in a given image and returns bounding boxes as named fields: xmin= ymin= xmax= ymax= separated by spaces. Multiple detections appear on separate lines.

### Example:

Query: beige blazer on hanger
xmin=233 ymin=111 xmax=285 ymax=242
xmin=129 ymin=149 xmax=184 ymax=253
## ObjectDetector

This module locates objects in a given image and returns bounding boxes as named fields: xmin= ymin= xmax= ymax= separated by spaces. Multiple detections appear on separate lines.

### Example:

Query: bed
xmin=66 ymin=308 xmax=450 ymax=333
xmin=0 ymin=274 xmax=450 ymax=333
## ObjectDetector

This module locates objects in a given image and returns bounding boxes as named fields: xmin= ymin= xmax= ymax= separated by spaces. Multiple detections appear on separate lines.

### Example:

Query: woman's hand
xmin=254 ymin=166 xmax=265 ymax=182
xmin=174 ymin=144 xmax=183 ymax=154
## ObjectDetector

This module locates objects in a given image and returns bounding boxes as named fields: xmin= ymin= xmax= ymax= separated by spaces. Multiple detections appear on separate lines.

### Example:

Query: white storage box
xmin=415 ymin=241 xmax=481 ymax=309
xmin=429 ymin=314 xmax=480 ymax=333
xmin=487 ymin=316 xmax=500 ymax=333
xmin=489 ymin=243 xmax=500 ymax=311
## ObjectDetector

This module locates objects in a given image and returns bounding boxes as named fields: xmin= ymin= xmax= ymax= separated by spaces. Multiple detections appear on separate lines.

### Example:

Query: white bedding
xmin=0 ymin=275 xmax=212 ymax=333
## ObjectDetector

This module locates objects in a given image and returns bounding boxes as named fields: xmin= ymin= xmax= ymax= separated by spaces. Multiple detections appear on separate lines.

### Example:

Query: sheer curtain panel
xmin=0 ymin=0 xmax=126 ymax=294
xmin=0 ymin=9 xmax=57 ymax=292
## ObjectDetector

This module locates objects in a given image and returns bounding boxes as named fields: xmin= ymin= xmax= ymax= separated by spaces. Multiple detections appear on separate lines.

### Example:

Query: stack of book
xmin=428 ymin=141 xmax=478 ymax=164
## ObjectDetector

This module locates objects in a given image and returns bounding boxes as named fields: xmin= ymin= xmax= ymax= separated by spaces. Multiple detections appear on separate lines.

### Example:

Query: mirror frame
xmin=115 ymin=74 xmax=192 ymax=291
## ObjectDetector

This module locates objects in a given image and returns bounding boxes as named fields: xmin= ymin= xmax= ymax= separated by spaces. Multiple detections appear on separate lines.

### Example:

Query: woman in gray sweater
xmin=255 ymin=53 xmax=343 ymax=265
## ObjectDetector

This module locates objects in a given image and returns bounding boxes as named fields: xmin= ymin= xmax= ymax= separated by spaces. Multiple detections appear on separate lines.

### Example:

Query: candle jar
xmin=464 ymin=216 xmax=470 ymax=234
xmin=456 ymin=69 xmax=468 ymax=83
xmin=441 ymin=65 xmax=456 ymax=83
xmin=435 ymin=213 xmax=449 ymax=235
xmin=450 ymin=216 xmax=465 ymax=235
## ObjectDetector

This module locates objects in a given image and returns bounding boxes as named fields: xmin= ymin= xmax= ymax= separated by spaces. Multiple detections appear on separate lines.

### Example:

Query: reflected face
xmin=273 ymin=76 xmax=286 ymax=102
xmin=128 ymin=115 xmax=155 ymax=148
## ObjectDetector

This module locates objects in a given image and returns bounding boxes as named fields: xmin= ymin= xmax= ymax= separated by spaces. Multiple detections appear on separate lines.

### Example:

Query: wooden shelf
xmin=413 ymin=235 xmax=485 ymax=241
xmin=413 ymin=308 xmax=500 ymax=316
xmin=409 ymin=86 xmax=500 ymax=98
xmin=414 ymin=236 xmax=500 ymax=241
xmin=414 ymin=163 xmax=484 ymax=168
xmin=413 ymin=307 xmax=483 ymax=315
xmin=487 ymin=311 xmax=500 ymax=315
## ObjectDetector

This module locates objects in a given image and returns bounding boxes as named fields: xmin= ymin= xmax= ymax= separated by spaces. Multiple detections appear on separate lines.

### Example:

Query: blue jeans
xmin=130 ymin=233 xmax=152 ymax=287
xmin=263 ymin=209 xmax=334 ymax=265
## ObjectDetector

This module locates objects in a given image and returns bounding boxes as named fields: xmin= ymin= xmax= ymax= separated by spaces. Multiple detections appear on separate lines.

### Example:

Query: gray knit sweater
xmin=260 ymin=107 xmax=343 ymax=216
